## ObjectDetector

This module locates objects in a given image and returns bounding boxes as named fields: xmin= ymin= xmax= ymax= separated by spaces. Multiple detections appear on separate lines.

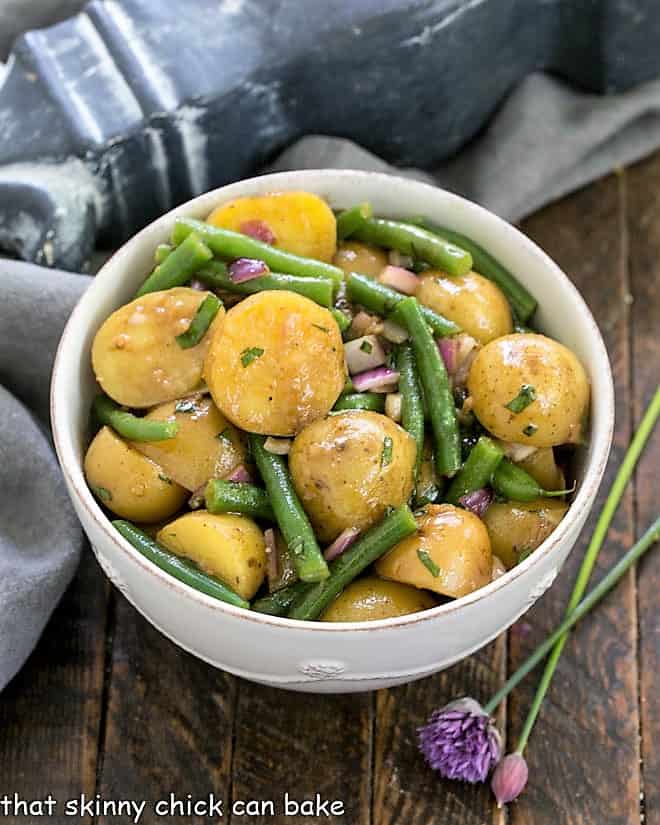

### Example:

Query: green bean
xmin=492 ymin=459 xmax=574 ymax=502
xmin=350 ymin=217 xmax=472 ymax=277
xmin=93 ymin=394 xmax=178 ymax=441
xmin=249 ymin=434 xmax=329 ymax=583
xmin=396 ymin=344 xmax=425 ymax=480
xmin=336 ymin=202 xmax=373 ymax=240
xmin=176 ymin=293 xmax=222 ymax=349
xmin=333 ymin=392 xmax=385 ymax=412
xmin=136 ymin=232 xmax=213 ymax=297
xmin=396 ymin=298 xmax=461 ymax=477
xmin=445 ymin=436 xmax=504 ymax=504
xmin=288 ymin=505 xmax=417 ymax=621
xmin=173 ymin=218 xmax=344 ymax=288
xmin=420 ymin=223 xmax=537 ymax=323
xmin=205 ymin=479 xmax=274 ymax=520
xmin=195 ymin=260 xmax=335 ymax=307
xmin=331 ymin=308 xmax=352 ymax=334
xmin=154 ymin=243 xmax=172 ymax=264
xmin=113 ymin=520 xmax=249 ymax=609
xmin=252 ymin=581 xmax=311 ymax=616
xmin=346 ymin=272 xmax=459 ymax=337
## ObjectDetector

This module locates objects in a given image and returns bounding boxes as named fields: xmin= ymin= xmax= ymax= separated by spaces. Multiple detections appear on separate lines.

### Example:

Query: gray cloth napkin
xmin=3 ymin=69 xmax=660 ymax=690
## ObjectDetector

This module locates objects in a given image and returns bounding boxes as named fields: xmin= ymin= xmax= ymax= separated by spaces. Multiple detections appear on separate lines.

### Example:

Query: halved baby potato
xmin=206 ymin=191 xmax=337 ymax=262
xmin=320 ymin=577 xmax=436 ymax=622
xmin=131 ymin=396 xmax=246 ymax=492
xmin=84 ymin=426 xmax=187 ymax=522
xmin=483 ymin=498 xmax=569 ymax=569
xmin=204 ymin=291 xmax=346 ymax=436
xmin=376 ymin=504 xmax=492 ymax=598
xmin=157 ymin=511 xmax=266 ymax=600
xmin=516 ymin=447 xmax=565 ymax=492
xmin=333 ymin=241 xmax=388 ymax=278
xmin=92 ymin=288 xmax=223 ymax=408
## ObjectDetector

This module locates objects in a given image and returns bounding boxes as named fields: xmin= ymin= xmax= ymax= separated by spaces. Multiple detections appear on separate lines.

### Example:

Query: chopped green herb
xmin=175 ymin=399 xmax=197 ymax=414
xmin=241 ymin=346 xmax=264 ymax=367
xmin=216 ymin=428 xmax=232 ymax=443
xmin=505 ymin=384 xmax=536 ymax=414
xmin=90 ymin=485 xmax=112 ymax=502
xmin=518 ymin=546 xmax=534 ymax=563
xmin=158 ymin=474 xmax=172 ymax=485
xmin=523 ymin=423 xmax=538 ymax=437
xmin=176 ymin=293 xmax=222 ymax=349
xmin=312 ymin=324 xmax=329 ymax=333
xmin=360 ymin=339 xmax=373 ymax=353
xmin=381 ymin=436 xmax=394 ymax=467
xmin=417 ymin=548 xmax=440 ymax=577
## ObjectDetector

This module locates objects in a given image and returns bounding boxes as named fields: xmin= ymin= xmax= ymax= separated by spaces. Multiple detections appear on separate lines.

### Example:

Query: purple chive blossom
xmin=491 ymin=753 xmax=529 ymax=806
xmin=418 ymin=697 xmax=502 ymax=783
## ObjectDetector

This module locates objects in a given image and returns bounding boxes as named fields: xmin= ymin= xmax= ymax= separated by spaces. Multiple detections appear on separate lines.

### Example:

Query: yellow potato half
xmin=467 ymin=333 xmax=590 ymax=446
xmin=92 ymin=288 xmax=223 ymax=408
xmin=157 ymin=511 xmax=266 ymax=599
xmin=416 ymin=270 xmax=513 ymax=344
xmin=132 ymin=396 xmax=247 ymax=491
xmin=333 ymin=241 xmax=388 ymax=278
xmin=207 ymin=191 xmax=337 ymax=262
xmin=204 ymin=291 xmax=346 ymax=436
xmin=84 ymin=426 xmax=187 ymax=522
xmin=376 ymin=504 xmax=492 ymax=598
xmin=516 ymin=447 xmax=564 ymax=492
xmin=321 ymin=577 xmax=436 ymax=622
xmin=289 ymin=411 xmax=416 ymax=543
xmin=483 ymin=498 xmax=568 ymax=569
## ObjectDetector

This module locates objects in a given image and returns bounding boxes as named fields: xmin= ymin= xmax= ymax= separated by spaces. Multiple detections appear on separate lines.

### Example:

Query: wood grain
xmin=0 ymin=548 xmax=108 ymax=825
xmin=625 ymin=151 xmax=660 ymax=825
xmin=509 ymin=172 xmax=640 ymax=825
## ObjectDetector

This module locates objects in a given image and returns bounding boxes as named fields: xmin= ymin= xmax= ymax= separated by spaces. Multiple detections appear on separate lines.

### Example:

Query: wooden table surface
xmin=1 ymin=154 xmax=658 ymax=825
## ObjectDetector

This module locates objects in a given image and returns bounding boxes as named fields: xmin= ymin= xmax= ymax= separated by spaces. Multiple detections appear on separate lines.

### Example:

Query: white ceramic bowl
xmin=51 ymin=170 xmax=614 ymax=693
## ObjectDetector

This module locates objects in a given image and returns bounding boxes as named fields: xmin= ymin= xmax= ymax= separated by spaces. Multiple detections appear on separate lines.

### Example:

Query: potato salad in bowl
xmin=83 ymin=190 xmax=590 ymax=624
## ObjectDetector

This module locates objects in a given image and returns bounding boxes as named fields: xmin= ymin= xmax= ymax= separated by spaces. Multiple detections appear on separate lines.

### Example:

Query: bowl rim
xmin=51 ymin=168 xmax=614 ymax=633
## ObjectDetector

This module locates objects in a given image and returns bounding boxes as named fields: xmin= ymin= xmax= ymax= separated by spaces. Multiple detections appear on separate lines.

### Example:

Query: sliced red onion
xmin=324 ymin=527 xmax=360 ymax=561
xmin=344 ymin=335 xmax=387 ymax=375
xmin=378 ymin=265 xmax=419 ymax=295
xmin=381 ymin=319 xmax=408 ymax=344
xmin=498 ymin=440 xmax=537 ymax=462
xmin=264 ymin=436 xmax=291 ymax=455
xmin=453 ymin=333 xmax=479 ymax=386
xmin=229 ymin=257 xmax=269 ymax=283
xmin=388 ymin=249 xmax=414 ymax=269
xmin=438 ymin=337 xmax=458 ymax=374
xmin=226 ymin=464 xmax=253 ymax=483
xmin=352 ymin=366 xmax=400 ymax=393
xmin=459 ymin=487 xmax=492 ymax=518
xmin=264 ymin=528 xmax=280 ymax=583
xmin=239 ymin=219 xmax=276 ymax=245
xmin=385 ymin=392 xmax=402 ymax=422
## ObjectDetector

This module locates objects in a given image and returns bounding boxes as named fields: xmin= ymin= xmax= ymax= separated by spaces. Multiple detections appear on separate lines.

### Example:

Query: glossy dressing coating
xmin=132 ymin=396 xmax=247 ymax=492
xmin=483 ymin=498 xmax=569 ymax=569
xmin=289 ymin=411 xmax=417 ymax=543
xmin=333 ymin=240 xmax=388 ymax=278
xmin=467 ymin=333 xmax=590 ymax=446
xmin=204 ymin=291 xmax=346 ymax=436
xmin=92 ymin=288 xmax=223 ymax=408
xmin=321 ymin=576 xmax=436 ymax=622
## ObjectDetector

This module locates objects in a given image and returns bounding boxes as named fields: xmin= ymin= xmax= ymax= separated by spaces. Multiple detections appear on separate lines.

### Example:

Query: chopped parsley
xmin=360 ymin=339 xmax=373 ymax=353
xmin=417 ymin=548 xmax=440 ymax=577
xmin=241 ymin=346 xmax=264 ymax=367
xmin=505 ymin=384 xmax=536 ymax=414
xmin=90 ymin=485 xmax=112 ymax=502
xmin=381 ymin=436 xmax=393 ymax=467
xmin=523 ymin=423 xmax=538 ymax=437
xmin=312 ymin=324 xmax=329 ymax=333
xmin=216 ymin=428 xmax=232 ymax=443
xmin=158 ymin=474 xmax=172 ymax=485
xmin=175 ymin=399 xmax=197 ymax=414
xmin=518 ymin=546 xmax=534 ymax=563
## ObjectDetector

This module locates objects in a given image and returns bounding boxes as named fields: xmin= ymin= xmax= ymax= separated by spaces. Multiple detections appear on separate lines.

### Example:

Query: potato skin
xmin=289 ymin=411 xmax=417 ymax=543
xmin=321 ymin=577 xmax=436 ymax=622
xmin=157 ymin=511 xmax=266 ymax=599
xmin=483 ymin=498 xmax=568 ymax=569
xmin=416 ymin=270 xmax=512 ymax=344
xmin=204 ymin=291 xmax=346 ymax=436
xmin=132 ymin=396 xmax=247 ymax=492
xmin=207 ymin=191 xmax=337 ymax=262
xmin=375 ymin=504 xmax=492 ymax=598
xmin=467 ymin=333 xmax=590 ymax=446
xmin=84 ymin=426 xmax=187 ymax=522
xmin=333 ymin=241 xmax=388 ymax=278
xmin=92 ymin=288 xmax=223 ymax=408
xmin=516 ymin=447 xmax=564 ymax=491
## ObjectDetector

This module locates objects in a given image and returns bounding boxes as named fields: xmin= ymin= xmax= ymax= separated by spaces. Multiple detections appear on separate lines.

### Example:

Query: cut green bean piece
xmin=288 ymin=505 xmax=418 ymax=621
xmin=331 ymin=307 xmax=352 ymax=334
xmin=93 ymin=394 xmax=178 ymax=442
xmin=249 ymin=434 xmax=329 ymax=583
xmin=346 ymin=272 xmax=460 ymax=337
xmin=350 ymin=217 xmax=472 ymax=276
xmin=173 ymin=218 xmax=344 ymax=288
xmin=113 ymin=520 xmax=249 ymax=609
xmin=396 ymin=298 xmax=461 ymax=477
xmin=205 ymin=479 xmax=274 ymax=520
xmin=176 ymin=293 xmax=222 ymax=349
xmin=252 ymin=581 xmax=311 ymax=616
xmin=154 ymin=243 xmax=172 ymax=264
xmin=492 ymin=459 xmax=574 ymax=502
xmin=336 ymin=202 xmax=373 ymax=240
xmin=445 ymin=436 xmax=504 ymax=504
xmin=136 ymin=232 xmax=213 ymax=297
xmin=396 ymin=344 xmax=425 ymax=480
xmin=333 ymin=392 xmax=385 ymax=412
xmin=196 ymin=260 xmax=334 ymax=307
